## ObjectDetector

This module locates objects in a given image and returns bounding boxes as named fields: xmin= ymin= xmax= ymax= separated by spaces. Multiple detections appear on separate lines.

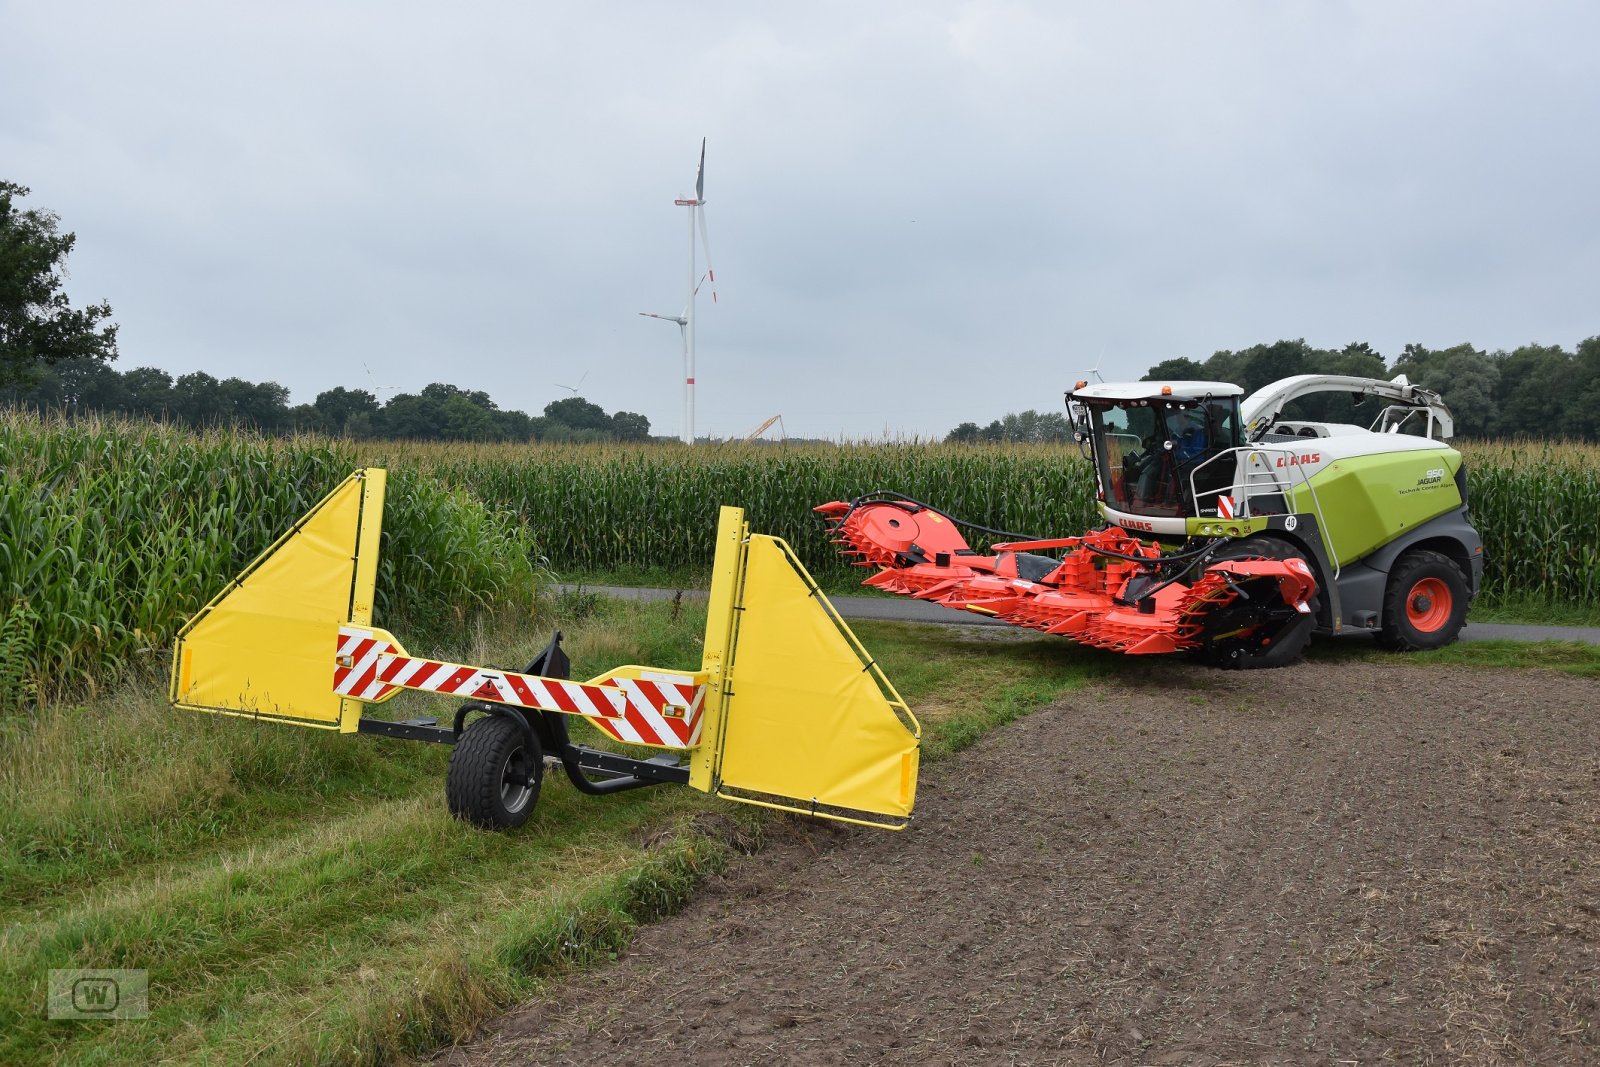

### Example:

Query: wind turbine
xmin=641 ymin=139 xmax=717 ymax=445
xmin=362 ymin=362 xmax=400 ymax=403
xmin=555 ymin=370 xmax=590 ymax=396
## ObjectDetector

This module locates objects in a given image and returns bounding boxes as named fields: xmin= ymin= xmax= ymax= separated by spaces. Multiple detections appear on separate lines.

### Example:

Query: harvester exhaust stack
xmin=172 ymin=470 xmax=919 ymax=829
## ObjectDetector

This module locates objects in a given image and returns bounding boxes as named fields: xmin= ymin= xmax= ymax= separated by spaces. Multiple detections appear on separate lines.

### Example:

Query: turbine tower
xmin=643 ymin=139 xmax=716 ymax=445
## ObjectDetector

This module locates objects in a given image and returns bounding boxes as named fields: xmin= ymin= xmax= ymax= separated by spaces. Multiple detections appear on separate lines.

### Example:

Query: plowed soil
xmin=434 ymin=661 xmax=1600 ymax=1065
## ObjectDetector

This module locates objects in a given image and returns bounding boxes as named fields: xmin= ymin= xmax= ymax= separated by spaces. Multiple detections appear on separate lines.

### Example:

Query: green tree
xmin=1335 ymin=342 xmax=1387 ymax=378
xmin=286 ymin=402 xmax=332 ymax=434
xmin=218 ymin=377 xmax=289 ymax=431
xmin=422 ymin=382 xmax=497 ymax=410
xmin=3 ymin=355 xmax=125 ymax=413
xmin=945 ymin=421 xmax=981 ymax=444
xmin=1563 ymin=336 xmax=1600 ymax=439
xmin=542 ymin=396 xmax=611 ymax=433
xmin=375 ymin=392 xmax=443 ymax=440
xmin=1394 ymin=343 xmax=1499 ymax=437
xmin=611 ymin=410 xmax=651 ymax=441
xmin=1306 ymin=342 xmax=1392 ymax=425
xmin=170 ymin=371 xmax=225 ymax=427
xmin=313 ymin=386 xmax=379 ymax=434
xmin=370 ymin=382 xmax=538 ymax=442
xmin=120 ymin=366 xmax=173 ymax=418
xmin=1236 ymin=339 xmax=1315 ymax=394
xmin=439 ymin=393 xmax=499 ymax=440
xmin=1492 ymin=343 xmax=1571 ymax=438
xmin=1142 ymin=357 xmax=1207 ymax=381
xmin=494 ymin=409 xmax=535 ymax=441
xmin=1 ymin=182 xmax=119 ymax=388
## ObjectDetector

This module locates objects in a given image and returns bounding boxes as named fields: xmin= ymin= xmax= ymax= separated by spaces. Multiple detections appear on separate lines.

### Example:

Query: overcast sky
xmin=4 ymin=2 xmax=1596 ymax=439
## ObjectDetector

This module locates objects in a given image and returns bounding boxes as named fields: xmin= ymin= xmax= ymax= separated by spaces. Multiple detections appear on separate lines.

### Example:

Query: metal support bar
xmin=569 ymin=746 xmax=690 ymax=785
xmin=357 ymin=717 xmax=457 ymax=745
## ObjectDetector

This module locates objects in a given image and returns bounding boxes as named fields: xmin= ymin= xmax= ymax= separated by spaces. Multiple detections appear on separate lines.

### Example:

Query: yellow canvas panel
xmin=712 ymin=534 xmax=920 ymax=828
xmin=166 ymin=476 xmax=919 ymax=829
xmin=169 ymin=470 xmax=384 ymax=729
xmin=690 ymin=505 xmax=748 ymax=792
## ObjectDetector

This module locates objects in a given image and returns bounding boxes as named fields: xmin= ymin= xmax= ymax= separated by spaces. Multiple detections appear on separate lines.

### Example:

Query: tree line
xmin=948 ymin=337 xmax=1600 ymax=442
xmin=1 ymin=358 xmax=653 ymax=442
xmin=4 ymin=180 xmax=652 ymax=443
xmin=7 ymin=181 xmax=1596 ymax=445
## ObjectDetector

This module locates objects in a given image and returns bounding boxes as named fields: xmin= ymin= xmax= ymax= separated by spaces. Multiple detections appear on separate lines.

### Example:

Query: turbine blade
xmin=695 ymin=137 xmax=706 ymax=201
xmin=696 ymin=207 xmax=718 ymax=303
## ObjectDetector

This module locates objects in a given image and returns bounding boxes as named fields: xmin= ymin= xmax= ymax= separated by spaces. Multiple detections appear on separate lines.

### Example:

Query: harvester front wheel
xmin=1376 ymin=549 xmax=1469 ymax=652
xmin=447 ymin=713 xmax=543 ymax=829
xmin=1194 ymin=535 xmax=1317 ymax=670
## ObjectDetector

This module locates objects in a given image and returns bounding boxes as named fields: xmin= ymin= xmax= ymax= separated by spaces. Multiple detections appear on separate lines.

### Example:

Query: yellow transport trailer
xmin=170 ymin=469 xmax=920 ymax=830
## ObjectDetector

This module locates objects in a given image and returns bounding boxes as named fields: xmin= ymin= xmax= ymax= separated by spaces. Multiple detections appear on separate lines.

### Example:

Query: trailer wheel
xmin=447 ymin=713 xmax=542 ymax=829
xmin=1194 ymin=535 xmax=1317 ymax=670
xmin=1376 ymin=549 xmax=1469 ymax=652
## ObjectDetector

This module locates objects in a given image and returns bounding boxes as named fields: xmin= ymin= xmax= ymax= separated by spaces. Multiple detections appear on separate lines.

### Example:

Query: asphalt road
xmin=559 ymin=584 xmax=1600 ymax=646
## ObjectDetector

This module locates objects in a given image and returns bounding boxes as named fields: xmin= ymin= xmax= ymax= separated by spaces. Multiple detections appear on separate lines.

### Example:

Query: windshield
xmin=1090 ymin=397 xmax=1240 ymax=518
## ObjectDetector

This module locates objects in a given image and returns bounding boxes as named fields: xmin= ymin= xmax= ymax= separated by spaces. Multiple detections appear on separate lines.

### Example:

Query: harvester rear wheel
xmin=1193 ymin=535 xmax=1317 ymax=670
xmin=1375 ymin=549 xmax=1469 ymax=652
xmin=447 ymin=713 xmax=543 ymax=829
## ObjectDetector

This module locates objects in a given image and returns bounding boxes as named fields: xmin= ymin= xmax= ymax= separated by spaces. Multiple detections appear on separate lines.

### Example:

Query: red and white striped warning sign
xmin=1217 ymin=495 xmax=1236 ymax=519
xmin=333 ymin=626 xmax=705 ymax=749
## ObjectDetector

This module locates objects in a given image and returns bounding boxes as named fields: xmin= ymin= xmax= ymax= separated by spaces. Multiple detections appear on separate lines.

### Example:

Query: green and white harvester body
xmin=821 ymin=374 xmax=1483 ymax=668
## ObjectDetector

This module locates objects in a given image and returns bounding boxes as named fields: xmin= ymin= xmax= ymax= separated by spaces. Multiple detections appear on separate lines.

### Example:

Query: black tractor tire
xmin=1193 ymin=534 xmax=1318 ymax=670
xmin=1375 ymin=549 xmax=1470 ymax=652
xmin=447 ymin=713 xmax=542 ymax=830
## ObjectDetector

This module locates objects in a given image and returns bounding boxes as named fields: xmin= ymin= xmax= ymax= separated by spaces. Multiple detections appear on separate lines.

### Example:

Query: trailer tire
xmin=447 ymin=713 xmax=542 ymax=829
xmin=1194 ymin=535 xmax=1317 ymax=670
xmin=1376 ymin=549 xmax=1469 ymax=652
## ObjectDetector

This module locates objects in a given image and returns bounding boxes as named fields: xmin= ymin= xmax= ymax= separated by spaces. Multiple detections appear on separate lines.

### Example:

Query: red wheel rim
xmin=1406 ymin=577 xmax=1452 ymax=632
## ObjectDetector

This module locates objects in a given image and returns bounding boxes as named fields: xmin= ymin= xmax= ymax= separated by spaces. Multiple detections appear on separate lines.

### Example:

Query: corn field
xmin=5 ymin=413 xmax=1599 ymax=712
xmin=403 ymin=441 xmax=1102 ymax=582
xmin=401 ymin=438 xmax=1600 ymax=608
xmin=1458 ymin=442 xmax=1600 ymax=606
xmin=0 ymin=412 xmax=538 ymax=710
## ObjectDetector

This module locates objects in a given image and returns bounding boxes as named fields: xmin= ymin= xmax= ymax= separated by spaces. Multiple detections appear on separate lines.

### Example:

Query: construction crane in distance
xmin=742 ymin=414 xmax=785 ymax=443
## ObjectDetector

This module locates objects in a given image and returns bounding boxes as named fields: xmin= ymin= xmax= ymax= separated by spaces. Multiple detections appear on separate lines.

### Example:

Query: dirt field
xmin=434 ymin=661 xmax=1599 ymax=1065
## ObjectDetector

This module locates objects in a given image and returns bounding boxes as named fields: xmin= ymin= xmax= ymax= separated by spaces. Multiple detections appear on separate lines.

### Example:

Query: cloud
xmin=3 ymin=0 xmax=1595 ymax=437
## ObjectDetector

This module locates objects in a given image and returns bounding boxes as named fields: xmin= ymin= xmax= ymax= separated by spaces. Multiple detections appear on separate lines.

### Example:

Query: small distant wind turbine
xmin=555 ymin=371 xmax=590 ymax=396
xmin=641 ymin=138 xmax=717 ymax=445
xmin=363 ymin=362 xmax=400 ymax=402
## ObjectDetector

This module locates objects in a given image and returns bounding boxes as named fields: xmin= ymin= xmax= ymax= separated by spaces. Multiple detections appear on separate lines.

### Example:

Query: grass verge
xmin=8 ymin=590 xmax=1582 ymax=1065
xmin=0 ymin=603 xmax=1098 ymax=1066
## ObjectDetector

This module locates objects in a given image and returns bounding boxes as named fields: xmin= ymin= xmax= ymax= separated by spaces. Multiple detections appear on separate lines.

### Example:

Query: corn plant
xmin=0 ymin=411 xmax=538 ymax=710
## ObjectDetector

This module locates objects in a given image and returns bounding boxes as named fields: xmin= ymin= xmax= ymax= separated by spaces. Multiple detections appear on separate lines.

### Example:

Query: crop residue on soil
xmin=435 ymin=662 xmax=1599 ymax=1065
